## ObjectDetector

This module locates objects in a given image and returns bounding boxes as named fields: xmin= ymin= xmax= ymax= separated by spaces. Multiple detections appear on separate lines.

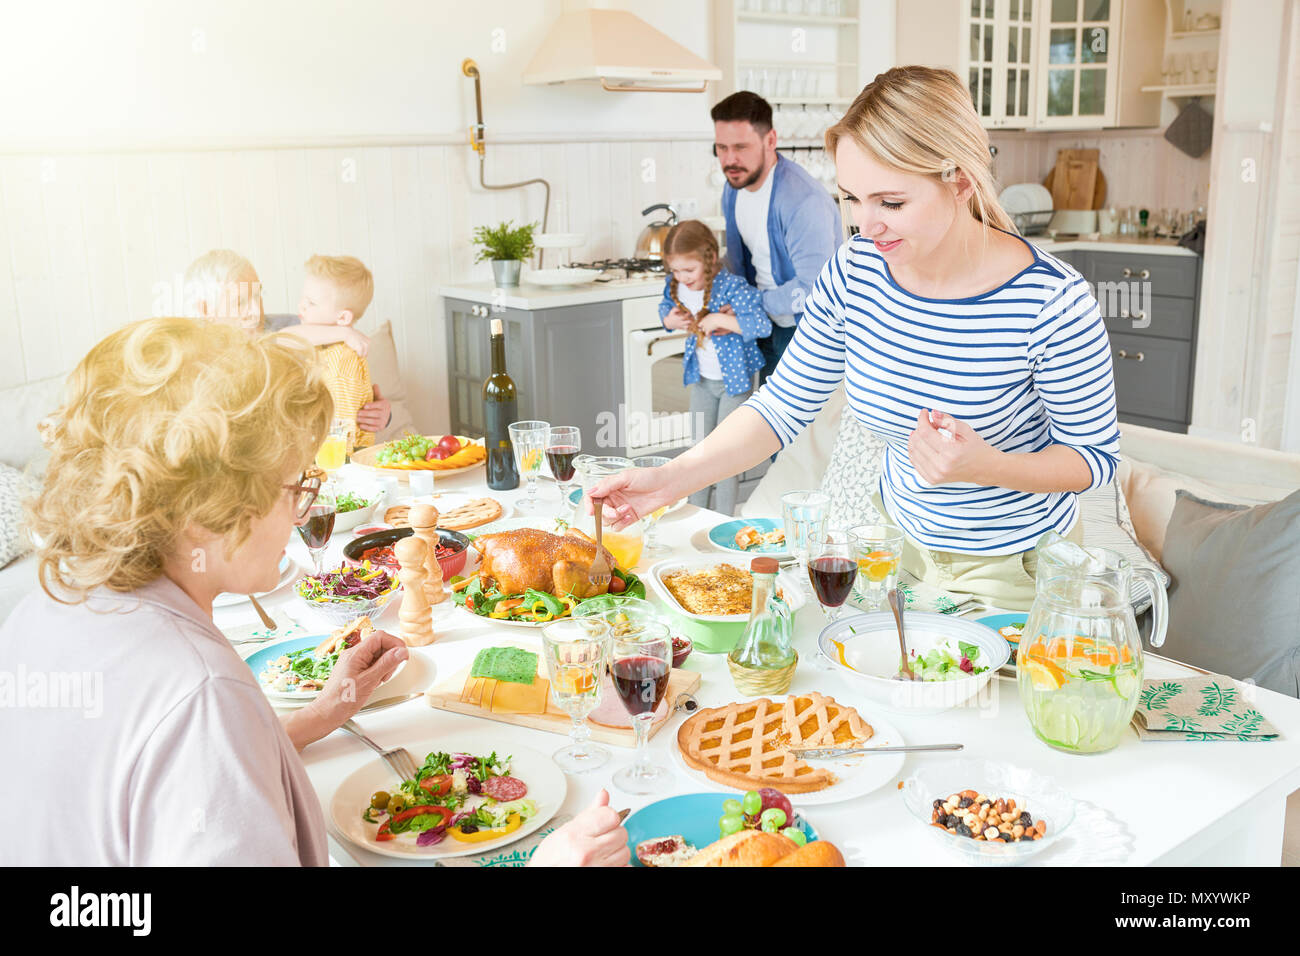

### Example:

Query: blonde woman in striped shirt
xmin=590 ymin=67 xmax=1120 ymax=611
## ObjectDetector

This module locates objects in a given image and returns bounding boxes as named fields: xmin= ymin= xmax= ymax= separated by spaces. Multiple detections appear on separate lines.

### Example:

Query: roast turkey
xmin=472 ymin=527 xmax=616 ymax=599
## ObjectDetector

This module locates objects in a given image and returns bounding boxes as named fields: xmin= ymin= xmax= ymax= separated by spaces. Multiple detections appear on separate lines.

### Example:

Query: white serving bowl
xmin=901 ymin=759 xmax=1076 ymax=866
xmin=816 ymin=611 xmax=1010 ymax=715
xmin=330 ymin=482 xmax=385 ymax=533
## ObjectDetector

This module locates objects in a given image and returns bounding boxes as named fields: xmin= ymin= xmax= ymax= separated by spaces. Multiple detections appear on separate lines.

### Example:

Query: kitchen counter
xmin=1025 ymin=235 xmax=1196 ymax=257
xmin=439 ymin=277 xmax=663 ymax=310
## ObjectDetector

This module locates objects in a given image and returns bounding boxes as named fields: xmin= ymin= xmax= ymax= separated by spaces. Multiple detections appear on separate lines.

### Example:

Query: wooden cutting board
xmin=425 ymin=658 xmax=702 ymax=748
xmin=1045 ymin=148 xmax=1101 ymax=210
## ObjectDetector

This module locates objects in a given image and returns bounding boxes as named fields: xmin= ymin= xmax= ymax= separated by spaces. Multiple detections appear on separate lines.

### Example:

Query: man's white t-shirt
xmin=676 ymin=284 xmax=723 ymax=380
xmin=733 ymin=164 xmax=794 ymax=329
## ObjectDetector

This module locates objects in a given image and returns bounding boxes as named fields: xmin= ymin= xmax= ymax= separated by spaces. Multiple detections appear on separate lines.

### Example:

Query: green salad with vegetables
xmin=451 ymin=569 xmax=644 ymax=623
xmin=335 ymin=491 xmax=372 ymax=514
xmin=903 ymin=641 xmax=990 ymax=681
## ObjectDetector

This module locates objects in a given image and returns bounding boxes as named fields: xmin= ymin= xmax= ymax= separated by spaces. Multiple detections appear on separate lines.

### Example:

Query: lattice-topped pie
xmin=676 ymin=692 xmax=874 ymax=793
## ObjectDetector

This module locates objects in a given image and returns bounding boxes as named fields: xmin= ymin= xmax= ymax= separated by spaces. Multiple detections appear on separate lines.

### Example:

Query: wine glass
xmin=542 ymin=618 xmax=611 ymax=773
xmin=781 ymin=490 xmax=829 ymax=596
xmin=508 ymin=420 xmax=550 ymax=511
xmin=807 ymin=529 xmax=859 ymax=622
xmin=610 ymin=621 xmax=674 ymax=795
xmin=632 ymin=456 xmax=673 ymax=553
xmin=547 ymin=425 xmax=581 ymax=514
xmin=296 ymin=484 xmax=337 ymax=575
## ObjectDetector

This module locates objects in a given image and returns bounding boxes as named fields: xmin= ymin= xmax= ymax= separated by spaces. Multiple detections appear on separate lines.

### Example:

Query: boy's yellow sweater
xmin=318 ymin=343 xmax=374 ymax=448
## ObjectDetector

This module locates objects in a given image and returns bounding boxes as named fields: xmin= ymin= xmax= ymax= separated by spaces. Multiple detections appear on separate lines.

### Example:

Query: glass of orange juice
xmin=315 ymin=418 xmax=353 ymax=473
xmin=848 ymin=523 xmax=904 ymax=610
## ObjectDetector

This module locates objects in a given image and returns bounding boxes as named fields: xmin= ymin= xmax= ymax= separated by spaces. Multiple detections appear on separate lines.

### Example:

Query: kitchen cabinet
xmin=897 ymin=0 xmax=1165 ymax=129
xmin=1055 ymin=247 xmax=1201 ymax=433
xmin=444 ymin=299 xmax=627 ymax=456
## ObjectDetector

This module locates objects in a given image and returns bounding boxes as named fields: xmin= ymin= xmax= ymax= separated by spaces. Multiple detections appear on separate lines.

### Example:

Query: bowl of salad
xmin=331 ymin=486 xmax=384 ymax=533
xmin=817 ymin=612 xmax=1011 ymax=716
xmin=295 ymin=562 xmax=401 ymax=626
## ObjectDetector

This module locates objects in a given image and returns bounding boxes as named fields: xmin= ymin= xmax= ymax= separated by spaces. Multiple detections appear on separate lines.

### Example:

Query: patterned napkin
xmin=436 ymin=814 xmax=572 ymax=867
xmin=846 ymin=571 xmax=969 ymax=615
xmin=1132 ymin=676 xmax=1279 ymax=742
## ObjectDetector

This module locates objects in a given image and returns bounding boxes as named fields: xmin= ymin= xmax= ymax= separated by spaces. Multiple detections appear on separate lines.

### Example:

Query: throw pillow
xmin=820 ymin=404 xmax=888 ymax=531
xmin=1159 ymin=488 xmax=1300 ymax=697
xmin=364 ymin=320 xmax=416 ymax=441
xmin=0 ymin=463 xmax=39 ymax=568
xmin=1118 ymin=458 xmax=1258 ymax=565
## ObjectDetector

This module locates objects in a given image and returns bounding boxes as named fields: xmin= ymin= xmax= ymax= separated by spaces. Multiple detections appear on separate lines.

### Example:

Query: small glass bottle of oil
xmin=727 ymin=557 xmax=797 ymax=695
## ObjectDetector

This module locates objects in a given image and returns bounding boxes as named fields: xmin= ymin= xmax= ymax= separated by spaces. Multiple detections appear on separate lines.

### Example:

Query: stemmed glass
xmin=807 ymin=530 xmax=859 ymax=622
xmin=508 ymin=420 xmax=550 ymax=512
xmin=632 ymin=456 xmax=672 ymax=553
xmin=547 ymin=425 xmax=581 ymax=513
xmin=610 ymin=621 xmax=674 ymax=795
xmin=542 ymin=618 xmax=611 ymax=773
xmin=296 ymin=483 xmax=337 ymax=575
xmin=848 ymin=523 xmax=904 ymax=611
xmin=781 ymin=490 xmax=829 ymax=596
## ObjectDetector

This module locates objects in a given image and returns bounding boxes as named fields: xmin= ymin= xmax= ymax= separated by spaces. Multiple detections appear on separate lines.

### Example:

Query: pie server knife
xmin=789 ymin=743 xmax=964 ymax=758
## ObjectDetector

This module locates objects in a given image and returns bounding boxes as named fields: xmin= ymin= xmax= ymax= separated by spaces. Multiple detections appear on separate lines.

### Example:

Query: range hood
xmin=523 ymin=8 xmax=721 ymax=93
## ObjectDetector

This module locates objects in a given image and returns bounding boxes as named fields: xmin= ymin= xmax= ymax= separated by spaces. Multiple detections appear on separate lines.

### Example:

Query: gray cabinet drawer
xmin=1102 ymin=293 xmax=1195 ymax=341
xmin=1090 ymin=252 xmax=1198 ymax=299
xmin=1108 ymin=332 xmax=1191 ymax=424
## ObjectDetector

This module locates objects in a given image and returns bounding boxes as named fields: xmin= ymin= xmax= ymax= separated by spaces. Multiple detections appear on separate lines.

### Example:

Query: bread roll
xmin=768 ymin=840 xmax=846 ymax=867
xmin=684 ymin=830 xmax=797 ymax=867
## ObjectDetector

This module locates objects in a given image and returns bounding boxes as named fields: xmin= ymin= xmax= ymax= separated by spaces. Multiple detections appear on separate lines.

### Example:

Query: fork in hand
xmin=588 ymin=497 xmax=613 ymax=592
xmin=338 ymin=720 xmax=421 ymax=781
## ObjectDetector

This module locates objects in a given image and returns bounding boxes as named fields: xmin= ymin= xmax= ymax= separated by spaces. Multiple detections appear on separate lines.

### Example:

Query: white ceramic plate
xmin=646 ymin=555 xmax=807 ymax=624
xmin=998 ymin=182 xmax=1053 ymax=216
xmin=330 ymin=735 xmax=567 ymax=860
xmin=527 ymin=268 xmax=600 ymax=287
xmin=671 ymin=699 xmax=906 ymax=807
xmin=212 ymin=554 xmax=298 ymax=608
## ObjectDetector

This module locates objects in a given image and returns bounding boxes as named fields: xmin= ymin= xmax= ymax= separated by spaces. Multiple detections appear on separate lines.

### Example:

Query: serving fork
xmin=588 ymin=497 xmax=612 ymax=591
xmin=338 ymin=719 xmax=421 ymax=780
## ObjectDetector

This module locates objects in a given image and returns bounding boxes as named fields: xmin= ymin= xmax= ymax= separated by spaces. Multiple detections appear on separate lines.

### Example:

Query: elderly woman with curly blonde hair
xmin=0 ymin=317 xmax=629 ymax=866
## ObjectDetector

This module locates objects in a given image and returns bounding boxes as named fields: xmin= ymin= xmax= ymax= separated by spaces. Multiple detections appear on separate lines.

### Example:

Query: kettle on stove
xmin=634 ymin=204 xmax=678 ymax=261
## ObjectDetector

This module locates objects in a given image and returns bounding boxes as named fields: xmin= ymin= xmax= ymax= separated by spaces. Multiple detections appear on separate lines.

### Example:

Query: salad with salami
xmin=361 ymin=750 xmax=536 ymax=847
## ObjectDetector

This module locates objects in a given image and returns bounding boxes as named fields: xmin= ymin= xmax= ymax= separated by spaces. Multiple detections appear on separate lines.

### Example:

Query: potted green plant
xmin=472 ymin=220 xmax=537 ymax=287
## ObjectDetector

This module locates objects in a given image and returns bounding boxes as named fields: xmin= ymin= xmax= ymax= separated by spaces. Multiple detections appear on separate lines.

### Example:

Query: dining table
xmin=213 ymin=462 xmax=1300 ymax=867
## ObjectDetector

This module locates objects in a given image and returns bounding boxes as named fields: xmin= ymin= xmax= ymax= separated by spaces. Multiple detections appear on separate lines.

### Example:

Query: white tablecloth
xmin=214 ymin=464 xmax=1300 ymax=866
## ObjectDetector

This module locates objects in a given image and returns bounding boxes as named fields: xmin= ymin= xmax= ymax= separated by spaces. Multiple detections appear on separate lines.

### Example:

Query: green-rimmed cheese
xmin=470 ymin=647 xmax=538 ymax=685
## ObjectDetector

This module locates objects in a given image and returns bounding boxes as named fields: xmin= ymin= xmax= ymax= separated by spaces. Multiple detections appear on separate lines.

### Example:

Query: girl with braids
xmin=596 ymin=68 xmax=1121 ymax=611
xmin=659 ymin=219 xmax=769 ymax=515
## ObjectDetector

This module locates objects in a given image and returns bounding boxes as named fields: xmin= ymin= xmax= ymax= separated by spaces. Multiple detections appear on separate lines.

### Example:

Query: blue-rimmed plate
xmin=245 ymin=634 xmax=330 ymax=701
xmin=973 ymin=612 xmax=1029 ymax=669
xmin=707 ymin=517 xmax=789 ymax=556
xmin=623 ymin=792 xmax=820 ymax=867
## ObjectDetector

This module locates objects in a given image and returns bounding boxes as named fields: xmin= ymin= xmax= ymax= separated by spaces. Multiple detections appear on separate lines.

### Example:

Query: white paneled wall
xmin=0 ymin=138 xmax=719 ymax=431
xmin=988 ymin=127 xmax=1214 ymax=213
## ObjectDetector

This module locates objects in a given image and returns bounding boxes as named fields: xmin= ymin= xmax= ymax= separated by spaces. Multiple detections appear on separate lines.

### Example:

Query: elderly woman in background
xmin=0 ymin=317 xmax=627 ymax=866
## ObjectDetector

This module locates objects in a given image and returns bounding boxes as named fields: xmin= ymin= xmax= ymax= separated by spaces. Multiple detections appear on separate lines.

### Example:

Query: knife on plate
xmin=789 ymin=743 xmax=964 ymax=758
xmin=357 ymin=692 xmax=423 ymax=714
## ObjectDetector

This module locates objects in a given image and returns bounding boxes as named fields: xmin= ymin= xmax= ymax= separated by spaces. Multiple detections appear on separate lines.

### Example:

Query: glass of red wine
xmin=546 ymin=425 xmax=581 ymax=513
xmin=807 ymin=529 xmax=860 ymax=623
xmin=610 ymin=622 xmax=674 ymax=795
xmin=296 ymin=484 xmax=337 ymax=575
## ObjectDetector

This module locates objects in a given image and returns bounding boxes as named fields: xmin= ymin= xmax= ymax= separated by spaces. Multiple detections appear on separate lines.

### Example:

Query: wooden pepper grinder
xmin=394 ymin=535 xmax=435 ymax=646
xmin=408 ymin=503 xmax=447 ymax=606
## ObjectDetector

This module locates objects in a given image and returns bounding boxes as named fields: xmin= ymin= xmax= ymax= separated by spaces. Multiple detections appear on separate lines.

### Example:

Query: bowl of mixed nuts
xmin=900 ymin=759 xmax=1076 ymax=866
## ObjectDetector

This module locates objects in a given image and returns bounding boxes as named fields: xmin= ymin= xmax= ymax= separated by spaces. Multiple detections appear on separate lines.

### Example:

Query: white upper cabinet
xmin=897 ymin=0 xmax=1164 ymax=129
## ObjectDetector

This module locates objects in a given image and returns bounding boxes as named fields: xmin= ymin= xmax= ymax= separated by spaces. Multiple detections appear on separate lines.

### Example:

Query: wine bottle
xmin=483 ymin=318 xmax=520 ymax=490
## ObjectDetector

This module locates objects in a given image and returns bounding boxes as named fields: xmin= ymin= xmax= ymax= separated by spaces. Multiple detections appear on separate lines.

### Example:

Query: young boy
xmin=296 ymin=254 xmax=379 ymax=448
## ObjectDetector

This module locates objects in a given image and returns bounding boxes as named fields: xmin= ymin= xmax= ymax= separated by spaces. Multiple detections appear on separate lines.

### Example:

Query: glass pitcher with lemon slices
xmin=1018 ymin=532 xmax=1168 ymax=754
xmin=573 ymin=455 xmax=645 ymax=572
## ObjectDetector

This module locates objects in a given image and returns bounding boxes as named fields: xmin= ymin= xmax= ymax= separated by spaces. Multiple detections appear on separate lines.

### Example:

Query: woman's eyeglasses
xmin=283 ymin=471 xmax=323 ymax=519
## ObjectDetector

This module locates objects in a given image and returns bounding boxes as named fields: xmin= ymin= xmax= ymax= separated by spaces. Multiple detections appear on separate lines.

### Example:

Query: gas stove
xmin=565 ymin=257 xmax=665 ymax=282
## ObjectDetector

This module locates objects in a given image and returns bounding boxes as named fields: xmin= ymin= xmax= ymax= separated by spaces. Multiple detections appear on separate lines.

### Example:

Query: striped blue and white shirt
xmin=745 ymin=234 xmax=1121 ymax=555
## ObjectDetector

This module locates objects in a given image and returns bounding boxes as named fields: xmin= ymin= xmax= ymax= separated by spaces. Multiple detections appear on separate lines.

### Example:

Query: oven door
xmin=622 ymin=300 xmax=696 ymax=457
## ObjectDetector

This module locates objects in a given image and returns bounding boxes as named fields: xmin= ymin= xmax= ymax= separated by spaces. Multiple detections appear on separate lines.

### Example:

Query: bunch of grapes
xmin=375 ymin=434 xmax=434 ymax=465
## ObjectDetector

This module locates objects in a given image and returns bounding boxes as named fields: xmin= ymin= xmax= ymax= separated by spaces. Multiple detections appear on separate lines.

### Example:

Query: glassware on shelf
xmin=542 ymin=617 xmax=611 ymax=773
xmin=508 ymin=420 xmax=550 ymax=512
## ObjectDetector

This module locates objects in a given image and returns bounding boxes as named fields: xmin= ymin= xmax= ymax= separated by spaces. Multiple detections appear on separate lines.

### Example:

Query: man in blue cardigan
xmin=712 ymin=92 xmax=843 ymax=383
